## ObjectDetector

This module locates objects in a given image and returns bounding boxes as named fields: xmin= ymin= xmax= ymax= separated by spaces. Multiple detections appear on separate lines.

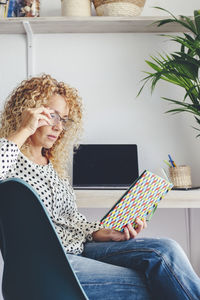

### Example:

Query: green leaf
xmin=145 ymin=60 xmax=162 ymax=72
xmin=153 ymin=7 xmax=177 ymax=19
xmin=138 ymin=7 xmax=200 ymax=134
xmin=162 ymin=97 xmax=200 ymax=116
xmin=194 ymin=10 xmax=200 ymax=34
xmin=183 ymin=85 xmax=200 ymax=105
xmin=179 ymin=15 xmax=197 ymax=34
xmin=194 ymin=116 xmax=200 ymax=125
xmin=184 ymin=33 xmax=195 ymax=42
xmin=165 ymin=108 xmax=188 ymax=114
xmin=152 ymin=7 xmax=197 ymax=34
xmin=192 ymin=126 xmax=200 ymax=137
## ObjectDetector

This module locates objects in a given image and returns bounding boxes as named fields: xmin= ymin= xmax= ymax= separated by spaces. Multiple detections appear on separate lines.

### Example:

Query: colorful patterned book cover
xmin=101 ymin=170 xmax=173 ymax=231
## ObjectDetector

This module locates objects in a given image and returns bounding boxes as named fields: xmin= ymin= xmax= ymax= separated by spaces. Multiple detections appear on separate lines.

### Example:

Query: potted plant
xmin=138 ymin=7 xmax=200 ymax=136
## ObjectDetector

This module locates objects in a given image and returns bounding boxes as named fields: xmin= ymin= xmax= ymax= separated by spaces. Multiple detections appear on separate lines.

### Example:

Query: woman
xmin=0 ymin=74 xmax=199 ymax=300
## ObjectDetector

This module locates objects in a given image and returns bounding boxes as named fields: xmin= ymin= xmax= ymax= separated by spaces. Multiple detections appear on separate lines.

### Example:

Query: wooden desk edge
xmin=75 ymin=189 xmax=200 ymax=209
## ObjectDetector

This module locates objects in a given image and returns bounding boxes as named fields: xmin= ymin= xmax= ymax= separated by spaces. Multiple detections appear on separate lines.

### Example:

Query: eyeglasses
xmin=50 ymin=112 xmax=74 ymax=130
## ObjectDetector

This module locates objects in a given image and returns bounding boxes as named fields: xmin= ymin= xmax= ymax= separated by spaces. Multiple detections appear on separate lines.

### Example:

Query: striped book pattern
xmin=101 ymin=170 xmax=173 ymax=231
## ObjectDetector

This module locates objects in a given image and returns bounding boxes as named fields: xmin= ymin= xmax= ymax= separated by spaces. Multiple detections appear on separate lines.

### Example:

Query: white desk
xmin=75 ymin=189 xmax=200 ymax=208
xmin=75 ymin=189 xmax=200 ymax=259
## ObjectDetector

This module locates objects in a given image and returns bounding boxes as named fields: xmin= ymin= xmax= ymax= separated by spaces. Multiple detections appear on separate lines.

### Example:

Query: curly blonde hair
xmin=0 ymin=74 xmax=83 ymax=179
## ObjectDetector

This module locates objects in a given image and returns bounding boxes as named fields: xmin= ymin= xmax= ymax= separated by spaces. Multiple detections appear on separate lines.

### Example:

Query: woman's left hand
xmin=92 ymin=218 xmax=147 ymax=242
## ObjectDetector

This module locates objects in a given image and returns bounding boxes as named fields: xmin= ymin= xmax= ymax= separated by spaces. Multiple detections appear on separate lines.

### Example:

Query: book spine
xmin=5 ymin=0 xmax=9 ymax=17
xmin=7 ymin=0 xmax=15 ymax=17
xmin=0 ymin=1 xmax=9 ymax=18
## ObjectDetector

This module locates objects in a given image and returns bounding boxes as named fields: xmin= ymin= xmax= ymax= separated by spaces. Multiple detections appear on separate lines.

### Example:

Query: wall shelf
xmin=0 ymin=16 xmax=191 ymax=34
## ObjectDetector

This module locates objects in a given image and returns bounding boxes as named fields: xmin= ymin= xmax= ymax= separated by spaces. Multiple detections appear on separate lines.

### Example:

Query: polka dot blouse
xmin=0 ymin=138 xmax=103 ymax=254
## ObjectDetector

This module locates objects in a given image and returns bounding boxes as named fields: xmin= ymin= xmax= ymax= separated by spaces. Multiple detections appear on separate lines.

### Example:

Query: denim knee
xmin=149 ymin=238 xmax=186 ymax=263
xmin=156 ymin=237 xmax=182 ymax=251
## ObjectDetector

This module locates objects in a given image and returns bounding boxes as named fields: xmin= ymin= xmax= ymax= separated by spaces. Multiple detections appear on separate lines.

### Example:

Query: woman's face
xmin=30 ymin=94 xmax=69 ymax=149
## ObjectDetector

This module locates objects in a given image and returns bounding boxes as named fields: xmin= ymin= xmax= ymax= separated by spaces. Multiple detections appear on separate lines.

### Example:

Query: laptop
xmin=72 ymin=144 xmax=139 ymax=190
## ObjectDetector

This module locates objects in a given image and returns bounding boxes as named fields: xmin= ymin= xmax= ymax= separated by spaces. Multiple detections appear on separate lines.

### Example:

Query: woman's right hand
xmin=20 ymin=106 xmax=53 ymax=136
xmin=92 ymin=219 xmax=147 ymax=242
xmin=7 ymin=106 xmax=54 ymax=149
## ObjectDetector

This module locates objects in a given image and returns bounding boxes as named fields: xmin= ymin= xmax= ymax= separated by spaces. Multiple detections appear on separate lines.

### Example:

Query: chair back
xmin=0 ymin=178 xmax=88 ymax=300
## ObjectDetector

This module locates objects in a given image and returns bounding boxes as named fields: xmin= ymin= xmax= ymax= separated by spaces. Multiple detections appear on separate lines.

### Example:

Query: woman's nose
xmin=52 ymin=121 xmax=62 ymax=131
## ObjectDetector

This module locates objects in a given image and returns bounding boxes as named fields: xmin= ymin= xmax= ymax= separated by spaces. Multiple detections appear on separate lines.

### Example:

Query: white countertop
xmin=75 ymin=189 xmax=200 ymax=209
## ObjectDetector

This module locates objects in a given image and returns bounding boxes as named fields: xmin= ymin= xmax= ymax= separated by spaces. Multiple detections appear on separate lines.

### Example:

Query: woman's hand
xmin=20 ymin=106 xmax=53 ymax=135
xmin=92 ymin=218 xmax=147 ymax=242
xmin=7 ymin=106 xmax=54 ymax=149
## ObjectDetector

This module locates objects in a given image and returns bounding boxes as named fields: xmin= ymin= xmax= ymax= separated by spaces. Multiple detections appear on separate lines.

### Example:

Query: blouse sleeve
xmin=73 ymin=203 xmax=104 ymax=241
xmin=0 ymin=138 xmax=20 ymax=180
xmin=68 ymin=186 xmax=104 ymax=241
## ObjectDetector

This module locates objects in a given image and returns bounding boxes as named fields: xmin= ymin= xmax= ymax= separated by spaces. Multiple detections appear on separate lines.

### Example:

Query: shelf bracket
xmin=23 ymin=21 xmax=34 ymax=79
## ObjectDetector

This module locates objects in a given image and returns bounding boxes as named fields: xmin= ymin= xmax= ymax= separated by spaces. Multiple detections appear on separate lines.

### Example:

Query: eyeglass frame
xmin=50 ymin=111 xmax=74 ymax=130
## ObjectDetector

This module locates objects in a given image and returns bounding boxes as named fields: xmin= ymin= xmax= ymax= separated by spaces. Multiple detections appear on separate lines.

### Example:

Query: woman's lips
xmin=47 ymin=135 xmax=57 ymax=141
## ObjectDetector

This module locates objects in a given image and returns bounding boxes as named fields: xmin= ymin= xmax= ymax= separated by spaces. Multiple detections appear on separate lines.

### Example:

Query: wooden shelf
xmin=75 ymin=189 xmax=200 ymax=209
xmin=0 ymin=16 xmax=191 ymax=34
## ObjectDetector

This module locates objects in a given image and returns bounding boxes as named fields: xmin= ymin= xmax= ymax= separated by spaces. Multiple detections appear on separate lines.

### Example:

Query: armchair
xmin=0 ymin=178 xmax=88 ymax=300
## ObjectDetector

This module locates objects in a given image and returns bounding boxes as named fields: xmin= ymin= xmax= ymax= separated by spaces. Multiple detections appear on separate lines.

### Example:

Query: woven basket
xmin=61 ymin=0 xmax=91 ymax=16
xmin=169 ymin=165 xmax=192 ymax=188
xmin=93 ymin=0 xmax=146 ymax=16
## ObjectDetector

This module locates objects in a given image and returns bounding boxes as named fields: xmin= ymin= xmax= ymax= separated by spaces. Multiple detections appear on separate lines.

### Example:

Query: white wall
xmin=0 ymin=0 xmax=200 ymax=298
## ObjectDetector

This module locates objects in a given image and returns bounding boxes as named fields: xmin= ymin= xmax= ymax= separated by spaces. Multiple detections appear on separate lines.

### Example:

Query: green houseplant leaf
xmin=138 ymin=7 xmax=200 ymax=136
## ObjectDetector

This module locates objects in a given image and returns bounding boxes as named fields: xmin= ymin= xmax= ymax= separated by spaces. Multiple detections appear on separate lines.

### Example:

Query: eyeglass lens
xmin=50 ymin=113 xmax=73 ymax=130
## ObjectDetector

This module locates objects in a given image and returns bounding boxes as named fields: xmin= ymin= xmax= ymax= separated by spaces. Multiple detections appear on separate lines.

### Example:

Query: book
xmin=100 ymin=170 xmax=173 ymax=231
xmin=7 ymin=0 xmax=15 ymax=17
xmin=0 ymin=0 xmax=9 ymax=18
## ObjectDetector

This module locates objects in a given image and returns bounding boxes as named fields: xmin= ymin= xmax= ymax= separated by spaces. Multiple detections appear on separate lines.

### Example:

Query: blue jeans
xmin=67 ymin=238 xmax=200 ymax=300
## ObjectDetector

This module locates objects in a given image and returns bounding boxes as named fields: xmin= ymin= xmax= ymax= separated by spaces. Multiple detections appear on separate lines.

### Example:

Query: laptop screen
xmin=73 ymin=144 xmax=138 ymax=188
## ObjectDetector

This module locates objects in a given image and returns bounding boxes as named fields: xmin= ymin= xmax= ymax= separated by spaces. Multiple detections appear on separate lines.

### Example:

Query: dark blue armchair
xmin=0 ymin=178 xmax=88 ymax=300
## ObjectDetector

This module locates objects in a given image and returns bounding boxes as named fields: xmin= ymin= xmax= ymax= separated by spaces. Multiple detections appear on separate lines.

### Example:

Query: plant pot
xmin=93 ymin=0 xmax=146 ymax=16
xmin=61 ymin=0 xmax=91 ymax=16
xmin=169 ymin=165 xmax=192 ymax=188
